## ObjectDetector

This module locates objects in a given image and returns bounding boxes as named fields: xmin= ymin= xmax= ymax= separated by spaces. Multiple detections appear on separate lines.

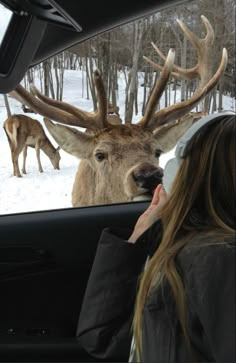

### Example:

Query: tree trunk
xmin=125 ymin=20 xmax=144 ymax=123
xmin=4 ymin=94 xmax=11 ymax=117
xmin=54 ymin=56 xmax=60 ymax=100
xmin=142 ymin=70 xmax=148 ymax=115
xmin=111 ymin=62 xmax=118 ymax=107
xmin=218 ymin=80 xmax=223 ymax=111
xmin=135 ymin=76 xmax=138 ymax=115
xmin=180 ymin=36 xmax=187 ymax=102
xmin=43 ymin=61 xmax=50 ymax=97
xmin=211 ymin=89 xmax=217 ymax=113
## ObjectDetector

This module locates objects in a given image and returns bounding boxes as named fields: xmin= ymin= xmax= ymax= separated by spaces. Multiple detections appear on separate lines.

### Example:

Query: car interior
xmin=0 ymin=0 xmax=218 ymax=362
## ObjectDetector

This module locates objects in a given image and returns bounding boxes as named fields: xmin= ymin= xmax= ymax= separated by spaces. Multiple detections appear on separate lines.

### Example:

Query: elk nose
xmin=133 ymin=167 xmax=163 ymax=191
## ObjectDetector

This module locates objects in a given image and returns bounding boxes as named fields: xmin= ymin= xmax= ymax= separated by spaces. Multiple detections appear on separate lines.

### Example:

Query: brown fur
xmin=3 ymin=114 xmax=61 ymax=177
xmin=44 ymin=119 xmax=201 ymax=207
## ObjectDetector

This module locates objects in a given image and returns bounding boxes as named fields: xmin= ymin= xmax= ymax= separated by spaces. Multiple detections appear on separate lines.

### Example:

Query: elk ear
xmin=44 ymin=118 xmax=93 ymax=158
xmin=153 ymin=114 xmax=197 ymax=153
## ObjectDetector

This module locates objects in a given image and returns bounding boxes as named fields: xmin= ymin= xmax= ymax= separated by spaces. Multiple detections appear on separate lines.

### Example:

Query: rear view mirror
xmin=0 ymin=8 xmax=47 ymax=94
xmin=0 ymin=0 xmax=82 ymax=94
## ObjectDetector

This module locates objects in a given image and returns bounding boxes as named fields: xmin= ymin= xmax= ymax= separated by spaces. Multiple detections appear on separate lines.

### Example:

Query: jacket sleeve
xmin=76 ymin=221 xmax=162 ymax=361
xmin=182 ymin=241 xmax=236 ymax=363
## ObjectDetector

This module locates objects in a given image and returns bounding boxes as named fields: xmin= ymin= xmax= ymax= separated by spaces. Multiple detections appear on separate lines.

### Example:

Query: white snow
xmin=0 ymin=70 xmax=235 ymax=215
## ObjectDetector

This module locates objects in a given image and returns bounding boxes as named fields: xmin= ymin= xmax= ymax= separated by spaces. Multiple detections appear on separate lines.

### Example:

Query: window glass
xmin=0 ymin=4 xmax=12 ymax=44
xmin=0 ymin=0 xmax=235 ymax=215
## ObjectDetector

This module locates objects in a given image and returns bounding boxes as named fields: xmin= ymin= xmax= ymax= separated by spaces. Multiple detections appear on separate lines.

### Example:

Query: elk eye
xmin=95 ymin=152 xmax=106 ymax=162
xmin=155 ymin=149 xmax=162 ymax=158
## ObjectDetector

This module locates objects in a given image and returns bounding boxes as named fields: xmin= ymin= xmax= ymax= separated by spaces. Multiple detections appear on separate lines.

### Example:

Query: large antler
xmin=9 ymin=70 xmax=110 ymax=131
xmin=138 ymin=15 xmax=228 ymax=130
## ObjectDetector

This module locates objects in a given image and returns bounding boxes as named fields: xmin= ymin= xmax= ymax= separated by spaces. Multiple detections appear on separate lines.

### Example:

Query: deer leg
xmin=35 ymin=141 xmax=43 ymax=173
xmin=11 ymin=148 xmax=22 ymax=177
xmin=22 ymin=145 xmax=27 ymax=174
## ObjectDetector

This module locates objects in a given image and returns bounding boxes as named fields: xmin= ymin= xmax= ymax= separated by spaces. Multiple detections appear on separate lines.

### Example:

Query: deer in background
xmin=3 ymin=114 xmax=61 ymax=177
xmin=9 ymin=16 xmax=227 ymax=205
xmin=107 ymin=103 xmax=122 ymax=125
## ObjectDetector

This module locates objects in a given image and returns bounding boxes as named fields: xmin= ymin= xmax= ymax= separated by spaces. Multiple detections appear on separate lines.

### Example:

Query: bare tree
xmin=125 ymin=20 xmax=144 ymax=123
xmin=3 ymin=94 xmax=11 ymax=117
xmin=9 ymin=17 xmax=227 ymax=207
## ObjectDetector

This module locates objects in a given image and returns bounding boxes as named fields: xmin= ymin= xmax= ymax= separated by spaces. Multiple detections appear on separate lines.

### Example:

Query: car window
xmin=0 ymin=3 xmax=12 ymax=44
xmin=0 ymin=0 xmax=235 ymax=215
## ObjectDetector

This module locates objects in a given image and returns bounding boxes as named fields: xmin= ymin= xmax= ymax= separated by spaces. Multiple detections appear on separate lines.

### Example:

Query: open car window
xmin=0 ymin=0 xmax=235 ymax=215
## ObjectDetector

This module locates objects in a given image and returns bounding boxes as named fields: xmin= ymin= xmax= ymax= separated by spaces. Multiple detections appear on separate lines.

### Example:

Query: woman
xmin=77 ymin=112 xmax=235 ymax=362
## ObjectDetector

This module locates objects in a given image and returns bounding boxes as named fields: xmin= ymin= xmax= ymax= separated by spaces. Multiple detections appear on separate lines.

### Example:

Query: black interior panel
xmin=0 ymin=201 xmax=149 ymax=362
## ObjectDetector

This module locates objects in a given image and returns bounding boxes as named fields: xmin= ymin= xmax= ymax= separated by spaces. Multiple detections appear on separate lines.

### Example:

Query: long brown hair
xmin=133 ymin=115 xmax=236 ymax=361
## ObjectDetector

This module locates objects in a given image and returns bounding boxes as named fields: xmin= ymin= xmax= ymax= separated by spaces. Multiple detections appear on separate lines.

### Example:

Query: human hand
xmin=128 ymin=184 xmax=168 ymax=243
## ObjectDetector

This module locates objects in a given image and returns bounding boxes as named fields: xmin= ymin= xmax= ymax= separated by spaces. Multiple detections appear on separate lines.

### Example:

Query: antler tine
xmin=137 ymin=48 xmax=175 ymax=128
xmin=176 ymin=15 xmax=215 ymax=86
xmin=177 ymin=15 xmax=214 ymax=55
xmin=200 ymin=14 xmax=215 ymax=44
xmin=149 ymin=48 xmax=228 ymax=129
xmin=30 ymin=84 xmax=96 ymax=125
xmin=138 ymin=15 xmax=227 ymax=130
xmin=145 ymin=42 xmax=199 ymax=81
xmin=9 ymin=84 xmax=101 ymax=130
xmin=93 ymin=70 xmax=110 ymax=128
xmin=29 ymin=70 xmax=111 ymax=130
xmin=9 ymin=88 xmax=28 ymax=106
xmin=145 ymin=15 xmax=214 ymax=83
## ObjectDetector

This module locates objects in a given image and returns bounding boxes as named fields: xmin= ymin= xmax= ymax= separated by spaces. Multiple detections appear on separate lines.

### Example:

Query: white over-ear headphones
xmin=162 ymin=111 xmax=236 ymax=194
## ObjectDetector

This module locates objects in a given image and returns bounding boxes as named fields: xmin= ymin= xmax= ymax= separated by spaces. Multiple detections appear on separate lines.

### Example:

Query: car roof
xmin=0 ymin=0 xmax=191 ymax=93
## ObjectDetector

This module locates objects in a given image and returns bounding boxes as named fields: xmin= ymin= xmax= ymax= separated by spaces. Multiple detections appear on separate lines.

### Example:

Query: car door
xmin=0 ymin=201 xmax=149 ymax=362
xmin=0 ymin=2 xmax=169 ymax=361
xmin=1 ymin=1 xmax=234 ymax=362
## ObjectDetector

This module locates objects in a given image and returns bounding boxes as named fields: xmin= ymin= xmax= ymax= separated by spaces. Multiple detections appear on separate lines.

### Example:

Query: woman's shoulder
xmin=177 ymin=231 xmax=235 ymax=278
xmin=179 ymin=230 xmax=235 ymax=255
xmin=177 ymin=231 xmax=235 ymax=312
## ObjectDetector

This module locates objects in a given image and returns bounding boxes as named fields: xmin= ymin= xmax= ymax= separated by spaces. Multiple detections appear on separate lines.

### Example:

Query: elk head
xmin=9 ymin=15 xmax=227 ymax=206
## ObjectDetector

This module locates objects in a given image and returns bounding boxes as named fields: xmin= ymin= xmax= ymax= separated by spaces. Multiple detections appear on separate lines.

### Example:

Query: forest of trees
xmin=5 ymin=0 xmax=235 ymax=121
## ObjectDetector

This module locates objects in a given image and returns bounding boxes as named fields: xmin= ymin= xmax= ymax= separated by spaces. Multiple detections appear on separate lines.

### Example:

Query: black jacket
xmin=76 ymin=220 xmax=235 ymax=362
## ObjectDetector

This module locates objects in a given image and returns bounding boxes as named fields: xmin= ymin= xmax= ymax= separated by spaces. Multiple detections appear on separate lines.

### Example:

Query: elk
xmin=21 ymin=104 xmax=36 ymax=114
xmin=9 ymin=15 xmax=227 ymax=206
xmin=107 ymin=103 xmax=122 ymax=124
xmin=3 ymin=114 xmax=61 ymax=177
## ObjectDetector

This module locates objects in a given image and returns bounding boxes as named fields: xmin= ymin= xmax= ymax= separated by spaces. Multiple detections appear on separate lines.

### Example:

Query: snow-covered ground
xmin=0 ymin=70 xmax=235 ymax=215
